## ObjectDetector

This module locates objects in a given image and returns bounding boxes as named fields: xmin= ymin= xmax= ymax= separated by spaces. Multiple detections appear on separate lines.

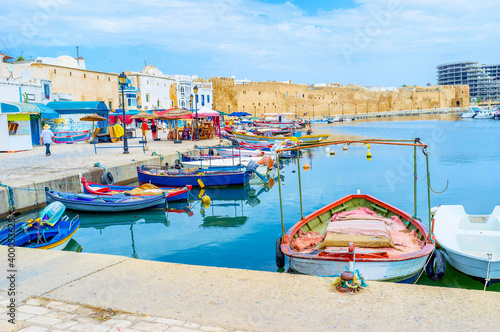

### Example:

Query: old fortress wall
xmin=209 ymin=77 xmax=469 ymax=117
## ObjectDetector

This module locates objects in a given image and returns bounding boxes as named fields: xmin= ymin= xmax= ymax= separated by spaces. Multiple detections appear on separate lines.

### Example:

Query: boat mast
xmin=296 ymin=151 xmax=304 ymax=220
xmin=277 ymin=153 xmax=286 ymax=238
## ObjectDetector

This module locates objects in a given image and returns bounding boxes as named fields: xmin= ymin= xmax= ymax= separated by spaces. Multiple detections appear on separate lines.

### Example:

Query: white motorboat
xmin=432 ymin=205 xmax=500 ymax=282
xmin=460 ymin=107 xmax=477 ymax=118
xmin=474 ymin=110 xmax=495 ymax=119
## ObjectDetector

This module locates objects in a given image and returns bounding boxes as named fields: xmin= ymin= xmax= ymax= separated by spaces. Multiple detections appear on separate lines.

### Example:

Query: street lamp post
xmin=190 ymin=94 xmax=194 ymax=139
xmin=118 ymin=72 xmax=129 ymax=154
xmin=194 ymin=85 xmax=199 ymax=141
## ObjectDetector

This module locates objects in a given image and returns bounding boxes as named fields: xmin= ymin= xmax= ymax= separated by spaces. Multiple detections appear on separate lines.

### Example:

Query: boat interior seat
xmin=456 ymin=233 xmax=500 ymax=255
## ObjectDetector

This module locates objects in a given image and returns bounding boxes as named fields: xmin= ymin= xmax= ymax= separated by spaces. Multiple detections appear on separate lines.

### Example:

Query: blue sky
xmin=1 ymin=0 xmax=499 ymax=86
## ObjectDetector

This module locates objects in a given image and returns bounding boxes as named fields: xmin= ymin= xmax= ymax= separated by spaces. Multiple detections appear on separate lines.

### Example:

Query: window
xmin=157 ymin=100 xmax=160 ymax=107
xmin=108 ymin=101 xmax=112 ymax=110
xmin=258 ymin=91 xmax=261 ymax=95
xmin=157 ymin=83 xmax=159 ymax=87
xmin=128 ymin=98 xmax=131 ymax=106
xmin=146 ymin=94 xmax=150 ymax=102
xmin=69 ymin=72 xmax=72 ymax=76
xmin=97 ymin=75 xmax=99 ymax=80
xmin=201 ymin=95 xmax=205 ymax=106
xmin=43 ymin=84 xmax=50 ymax=100
xmin=295 ymin=92 xmax=298 ymax=98
xmin=207 ymin=95 xmax=210 ymax=103
xmin=303 ymin=94 xmax=305 ymax=98
xmin=286 ymin=92 xmax=288 ymax=98
xmin=84 ymin=74 xmax=86 ymax=78
xmin=53 ymin=69 xmax=56 ymax=74
xmin=108 ymin=77 xmax=111 ymax=82
xmin=243 ymin=91 xmax=246 ymax=94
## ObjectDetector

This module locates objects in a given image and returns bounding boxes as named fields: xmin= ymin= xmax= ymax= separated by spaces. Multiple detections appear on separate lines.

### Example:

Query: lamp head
xmin=118 ymin=72 xmax=127 ymax=85
xmin=190 ymin=94 xmax=194 ymax=101
xmin=193 ymin=85 xmax=199 ymax=94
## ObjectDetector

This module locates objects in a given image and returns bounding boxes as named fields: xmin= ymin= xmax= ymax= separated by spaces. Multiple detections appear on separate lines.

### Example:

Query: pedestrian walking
xmin=151 ymin=121 xmax=157 ymax=139
xmin=141 ymin=121 xmax=148 ymax=142
xmin=40 ymin=124 xmax=54 ymax=156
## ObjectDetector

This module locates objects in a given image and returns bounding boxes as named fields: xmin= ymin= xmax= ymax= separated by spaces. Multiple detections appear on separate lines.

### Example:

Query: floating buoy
xmin=425 ymin=250 xmax=446 ymax=281
xmin=201 ymin=195 xmax=211 ymax=207
xmin=367 ymin=151 xmax=372 ymax=158
xmin=303 ymin=164 xmax=310 ymax=170
xmin=276 ymin=238 xmax=285 ymax=268
xmin=343 ymin=146 xmax=348 ymax=151
xmin=330 ymin=151 xmax=335 ymax=156
xmin=367 ymin=144 xmax=371 ymax=149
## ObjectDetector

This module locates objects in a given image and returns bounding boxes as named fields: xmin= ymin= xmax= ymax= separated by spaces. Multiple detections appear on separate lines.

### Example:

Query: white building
xmin=127 ymin=66 xmax=176 ymax=110
xmin=0 ymin=60 xmax=55 ymax=104
xmin=126 ymin=66 xmax=213 ymax=111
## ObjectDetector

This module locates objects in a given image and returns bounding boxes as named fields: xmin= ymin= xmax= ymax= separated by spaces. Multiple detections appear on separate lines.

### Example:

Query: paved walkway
xmin=1 ymin=296 xmax=229 ymax=332
xmin=1 ymin=247 xmax=499 ymax=332
xmin=0 ymin=130 xmax=220 ymax=185
xmin=0 ymin=130 xmax=220 ymax=215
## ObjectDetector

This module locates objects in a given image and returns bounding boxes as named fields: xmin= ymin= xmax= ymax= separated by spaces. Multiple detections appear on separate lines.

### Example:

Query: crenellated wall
xmin=209 ymin=77 xmax=469 ymax=117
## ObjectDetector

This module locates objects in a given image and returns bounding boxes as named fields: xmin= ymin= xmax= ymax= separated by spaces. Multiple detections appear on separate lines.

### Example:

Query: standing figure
xmin=151 ymin=121 xmax=157 ymax=140
xmin=141 ymin=121 xmax=148 ymax=142
xmin=40 ymin=124 xmax=54 ymax=156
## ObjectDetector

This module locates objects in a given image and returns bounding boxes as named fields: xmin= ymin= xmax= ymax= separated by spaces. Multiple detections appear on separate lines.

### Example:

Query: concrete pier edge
xmin=0 ymin=246 xmax=498 ymax=331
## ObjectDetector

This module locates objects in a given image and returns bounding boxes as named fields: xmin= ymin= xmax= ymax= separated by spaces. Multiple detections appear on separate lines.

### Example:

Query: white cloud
xmin=1 ymin=0 xmax=499 ymax=85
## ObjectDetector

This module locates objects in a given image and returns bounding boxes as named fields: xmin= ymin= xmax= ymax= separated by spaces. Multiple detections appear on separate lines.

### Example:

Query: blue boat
xmin=81 ymin=177 xmax=191 ymax=202
xmin=137 ymin=165 xmax=251 ymax=187
xmin=45 ymin=187 xmax=166 ymax=212
xmin=0 ymin=202 xmax=80 ymax=250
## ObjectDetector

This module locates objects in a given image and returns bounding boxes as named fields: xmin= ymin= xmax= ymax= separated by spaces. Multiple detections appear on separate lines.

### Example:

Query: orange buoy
xmin=303 ymin=164 xmax=310 ymax=170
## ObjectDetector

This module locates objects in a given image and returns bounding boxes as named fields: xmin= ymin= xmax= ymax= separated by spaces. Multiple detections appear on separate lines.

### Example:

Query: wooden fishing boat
xmin=81 ymin=177 xmax=191 ymax=202
xmin=45 ymin=187 xmax=166 ymax=212
xmin=0 ymin=202 xmax=80 ymax=250
xmin=52 ymin=130 xmax=91 ymax=144
xmin=232 ymin=131 xmax=329 ymax=144
xmin=137 ymin=165 xmax=251 ymax=187
xmin=432 ymin=205 xmax=500 ymax=281
xmin=279 ymin=194 xmax=434 ymax=282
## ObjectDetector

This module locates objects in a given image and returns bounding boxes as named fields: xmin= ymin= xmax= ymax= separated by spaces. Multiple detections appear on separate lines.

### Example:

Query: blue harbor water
xmin=11 ymin=114 xmax=500 ymax=291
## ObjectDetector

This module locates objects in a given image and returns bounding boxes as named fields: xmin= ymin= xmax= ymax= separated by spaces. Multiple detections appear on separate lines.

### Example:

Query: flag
xmin=303 ymin=112 xmax=309 ymax=116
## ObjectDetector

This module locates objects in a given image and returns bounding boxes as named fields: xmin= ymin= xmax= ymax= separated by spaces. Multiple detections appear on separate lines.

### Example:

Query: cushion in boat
xmin=320 ymin=219 xmax=395 ymax=249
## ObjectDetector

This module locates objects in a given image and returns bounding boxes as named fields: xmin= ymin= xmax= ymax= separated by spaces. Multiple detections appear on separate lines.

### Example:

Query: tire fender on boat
xmin=102 ymin=171 xmax=114 ymax=185
xmin=425 ymin=249 xmax=446 ymax=281
xmin=276 ymin=237 xmax=285 ymax=268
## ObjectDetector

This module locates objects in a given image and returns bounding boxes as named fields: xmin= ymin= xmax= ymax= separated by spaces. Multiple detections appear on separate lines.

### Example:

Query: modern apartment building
xmin=437 ymin=61 xmax=500 ymax=99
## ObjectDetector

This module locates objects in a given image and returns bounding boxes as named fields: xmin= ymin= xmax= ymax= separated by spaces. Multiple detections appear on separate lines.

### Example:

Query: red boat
xmin=81 ymin=177 xmax=191 ymax=202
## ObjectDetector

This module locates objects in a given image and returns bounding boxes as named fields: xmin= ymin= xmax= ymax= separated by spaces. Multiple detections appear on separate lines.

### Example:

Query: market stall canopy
xmin=0 ymin=102 xmax=60 ymax=119
xmin=80 ymin=113 xmax=106 ymax=122
xmin=158 ymin=108 xmax=192 ymax=120
xmin=34 ymin=103 xmax=60 ymax=119
xmin=193 ymin=109 xmax=220 ymax=118
xmin=46 ymin=101 xmax=109 ymax=116
xmin=0 ymin=102 xmax=40 ymax=114
xmin=156 ymin=107 xmax=185 ymax=117
xmin=110 ymin=109 xmax=141 ymax=116
xmin=130 ymin=110 xmax=159 ymax=120
xmin=229 ymin=112 xmax=252 ymax=117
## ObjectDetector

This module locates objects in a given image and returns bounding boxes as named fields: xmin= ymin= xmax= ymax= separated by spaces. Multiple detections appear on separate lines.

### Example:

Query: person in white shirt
xmin=40 ymin=124 xmax=54 ymax=156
